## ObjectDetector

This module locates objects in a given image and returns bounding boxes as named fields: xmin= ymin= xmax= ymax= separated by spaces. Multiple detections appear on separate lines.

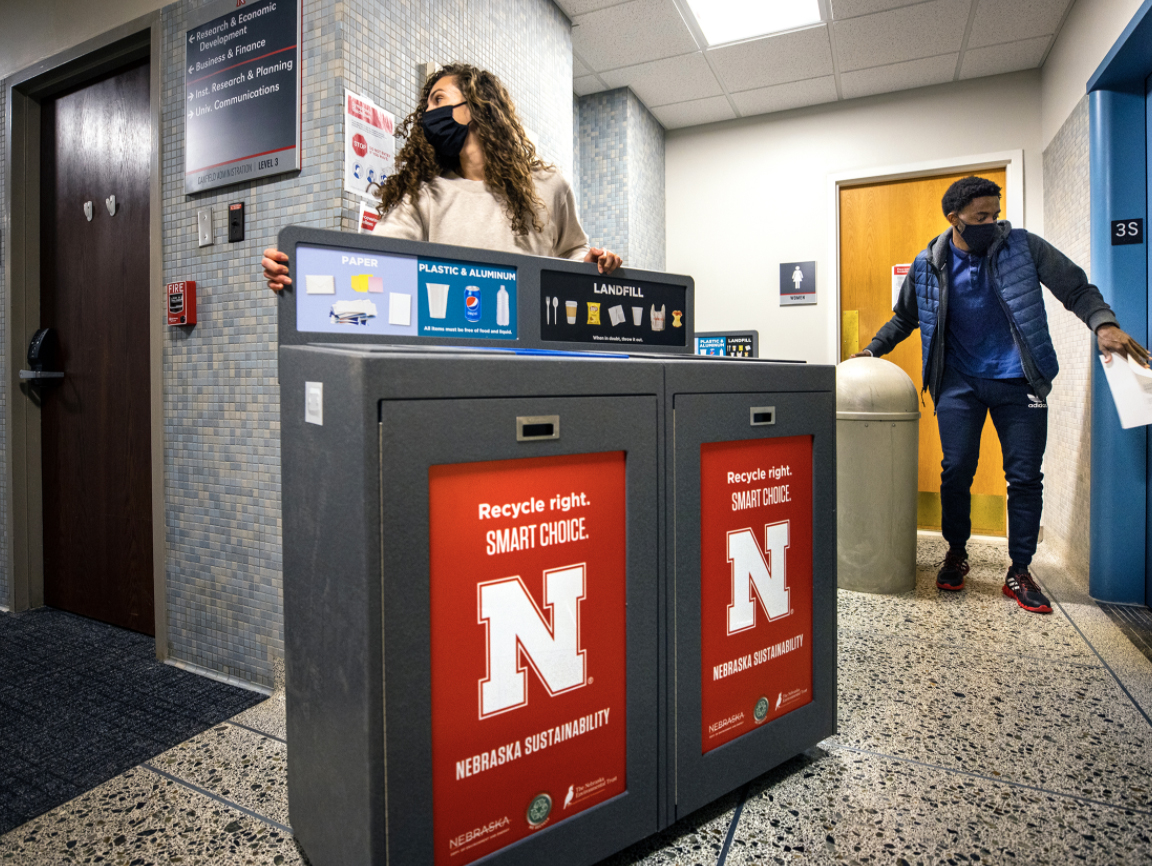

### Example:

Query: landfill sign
xmin=699 ymin=436 xmax=813 ymax=752
xmin=428 ymin=452 xmax=628 ymax=865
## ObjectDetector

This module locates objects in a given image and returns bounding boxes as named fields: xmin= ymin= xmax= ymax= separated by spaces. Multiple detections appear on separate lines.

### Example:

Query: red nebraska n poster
xmin=699 ymin=436 xmax=813 ymax=753
xmin=428 ymin=452 xmax=627 ymax=866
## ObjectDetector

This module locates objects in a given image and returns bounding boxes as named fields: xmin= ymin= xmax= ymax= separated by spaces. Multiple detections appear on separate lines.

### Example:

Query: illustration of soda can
xmin=464 ymin=286 xmax=482 ymax=322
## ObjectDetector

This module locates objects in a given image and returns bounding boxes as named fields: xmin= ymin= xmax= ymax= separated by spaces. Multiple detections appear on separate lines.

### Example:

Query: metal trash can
xmin=836 ymin=357 xmax=920 ymax=593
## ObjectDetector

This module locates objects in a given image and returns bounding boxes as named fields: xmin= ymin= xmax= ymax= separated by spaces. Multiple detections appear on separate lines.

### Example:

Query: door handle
xmin=19 ymin=370 xmax=64 ymax=380
xmin=23 ymin=327 xmax=63 ymax=385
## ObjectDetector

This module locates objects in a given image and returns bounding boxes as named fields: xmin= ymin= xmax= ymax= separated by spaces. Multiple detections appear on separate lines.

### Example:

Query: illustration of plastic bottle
xmin=496 ymin=286 xmax=510 ymax=326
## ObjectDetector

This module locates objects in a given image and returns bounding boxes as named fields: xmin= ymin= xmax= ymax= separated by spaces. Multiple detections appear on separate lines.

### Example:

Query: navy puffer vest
xmin=913 ymin=228 xmax=1058 ymax=394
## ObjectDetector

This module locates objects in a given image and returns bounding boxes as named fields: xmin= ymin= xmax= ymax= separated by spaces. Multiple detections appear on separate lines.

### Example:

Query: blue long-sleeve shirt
xmin=945 ymin=239 xmax=1024 ymax=379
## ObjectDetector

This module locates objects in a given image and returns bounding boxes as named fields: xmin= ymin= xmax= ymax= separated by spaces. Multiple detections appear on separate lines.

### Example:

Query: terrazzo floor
xmin=2 ymin=535 xmax=1150 ymax=865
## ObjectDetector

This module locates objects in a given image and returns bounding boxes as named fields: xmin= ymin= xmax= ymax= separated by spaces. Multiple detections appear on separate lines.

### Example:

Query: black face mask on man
xmin=955 ymin=218 xmax=998 ymax=256
xmin=421 ymin=102 xmax=470 ymax=159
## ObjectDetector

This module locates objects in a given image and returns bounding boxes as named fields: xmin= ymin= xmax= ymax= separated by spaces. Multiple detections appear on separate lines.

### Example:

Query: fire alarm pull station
xmin=167 ymin=281 xmax=197 ymax=326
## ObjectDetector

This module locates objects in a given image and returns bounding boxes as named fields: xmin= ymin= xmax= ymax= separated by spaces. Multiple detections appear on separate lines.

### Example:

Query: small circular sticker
xmin=754 ymin=696 xmax=770 ymax=723
xmin=526 ymin=792 xmax=553 ymax=827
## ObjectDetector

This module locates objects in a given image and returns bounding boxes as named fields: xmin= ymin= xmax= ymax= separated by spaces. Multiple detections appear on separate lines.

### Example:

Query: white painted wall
xmin=0 ymin=0 xmax=169 ymax=81
xmin=666 ymin=70 xmax=1044 ymax=365
xmin=1041 ymin=0 xmax=1146 ymax=148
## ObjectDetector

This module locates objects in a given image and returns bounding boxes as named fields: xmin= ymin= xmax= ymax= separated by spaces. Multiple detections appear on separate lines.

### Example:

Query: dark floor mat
xmin=0 ymin=607 xmax=265 ymax=835
xmin=1098 ymin=602 xmax=1152 ymax=665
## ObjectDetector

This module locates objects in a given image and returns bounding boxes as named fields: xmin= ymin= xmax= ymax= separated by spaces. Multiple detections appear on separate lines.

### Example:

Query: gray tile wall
xmin=1041 ymin=95 xmax=1092 ymax=585
xmin=575 ymin=87 xmax=665 ymax=271
xmin=136 ymin=0 xmax=573 ymax=687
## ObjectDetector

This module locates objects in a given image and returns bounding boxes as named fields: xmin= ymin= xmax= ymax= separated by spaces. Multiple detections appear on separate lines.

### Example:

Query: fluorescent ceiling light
xmin=684 ymin=0 xmax=823 ymax=47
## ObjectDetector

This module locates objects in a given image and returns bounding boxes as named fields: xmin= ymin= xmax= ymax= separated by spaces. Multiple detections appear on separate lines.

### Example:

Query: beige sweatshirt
xmin=372 ymin=168 xmax=590 ymax=261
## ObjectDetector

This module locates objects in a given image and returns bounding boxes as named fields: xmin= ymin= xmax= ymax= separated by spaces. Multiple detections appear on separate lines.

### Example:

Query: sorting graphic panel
xmin=428 ymin=452 xmax=628 ymax=865
xmin=699 ymin=436 xmax=813 ymax=753
xmin=296 ymin=243 xmax=517 ymax=339
xmin=540 ymin=270 xmax=687 ymax=347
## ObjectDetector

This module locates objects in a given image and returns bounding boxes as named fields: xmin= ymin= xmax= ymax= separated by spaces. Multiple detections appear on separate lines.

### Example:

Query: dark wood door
xmin=39 ymin=59 xmax=154 ymax=635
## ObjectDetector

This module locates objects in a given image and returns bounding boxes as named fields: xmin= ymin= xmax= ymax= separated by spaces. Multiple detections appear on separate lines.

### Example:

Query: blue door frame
xmin=1088 ymin=0 xmax=1152 ymax=604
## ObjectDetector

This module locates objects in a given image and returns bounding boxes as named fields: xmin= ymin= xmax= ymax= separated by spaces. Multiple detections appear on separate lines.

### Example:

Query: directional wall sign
xmin=185 ymin=0 xmax=302 ymax=193
xmin=779 ymin=261 xmax=816 ymax=306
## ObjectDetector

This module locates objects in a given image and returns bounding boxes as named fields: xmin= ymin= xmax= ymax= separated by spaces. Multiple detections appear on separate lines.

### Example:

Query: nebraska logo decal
xmin=428 ymin=452 xmax=627 ymax=866
xmin=700 ymin=437 xmax=814 ymax=753
xmin=727 ymin=522 xmax=790 ymax=633
xmin=478 ymin=565 xmax=588 ymax=718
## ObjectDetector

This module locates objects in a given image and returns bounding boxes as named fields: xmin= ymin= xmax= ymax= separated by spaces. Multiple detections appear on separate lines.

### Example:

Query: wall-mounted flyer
xmin=344 ymin=90 xmax=395 ymax=201
xmin=295 ymin=244 xmax=517 ymax=340
xmin=539 ymin=270 xmax=687 ymax=347
xmin=185 ymin=0 xmax=302 ymax=193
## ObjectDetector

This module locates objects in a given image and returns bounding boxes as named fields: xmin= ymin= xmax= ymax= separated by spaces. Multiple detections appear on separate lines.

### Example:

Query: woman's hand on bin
xmin=584 ymin=247 xmax=622 ymax=275
xmin=263 ymin=247 xmax=291 ymax=291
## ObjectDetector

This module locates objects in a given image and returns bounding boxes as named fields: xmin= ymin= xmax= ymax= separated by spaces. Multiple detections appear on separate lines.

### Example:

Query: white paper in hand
xmin=1099 ymin=353 xmax=1152 ymax=428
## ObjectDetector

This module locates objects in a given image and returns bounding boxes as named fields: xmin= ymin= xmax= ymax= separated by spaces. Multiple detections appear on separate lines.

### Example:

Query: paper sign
xmin=428 ymin=452 xmax=628 ymax=866
xmin=699 ymin=435 xmax=813 ymax=753
xmin=1099 ymin=353 xmax=1152 ymax=428
xmin=344 ymin=89 xmax=395 ymax=201
xmin=358 ymin=201 xmax=380 ymax=233
xmin=892 ymin=264 xmax=910 ymax=310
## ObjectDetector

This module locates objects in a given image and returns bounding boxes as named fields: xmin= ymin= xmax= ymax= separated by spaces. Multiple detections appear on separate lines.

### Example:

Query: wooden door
xmin=839 ymin=169 xmax=1008 ymax=535
xmin=39 ymin=59 xmax=155 ymax=633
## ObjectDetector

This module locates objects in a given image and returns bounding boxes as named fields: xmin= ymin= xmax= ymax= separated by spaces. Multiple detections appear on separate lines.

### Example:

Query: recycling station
xmin=278 ymin=228 xmax=837 ymax=866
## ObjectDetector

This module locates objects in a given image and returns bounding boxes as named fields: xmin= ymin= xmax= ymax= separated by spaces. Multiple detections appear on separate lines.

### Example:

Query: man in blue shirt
xmin=858 ymin=176 xmax=1148 ymax=613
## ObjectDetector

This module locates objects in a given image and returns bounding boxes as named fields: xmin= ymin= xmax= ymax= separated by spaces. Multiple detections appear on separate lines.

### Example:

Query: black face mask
xmin=421 ymin=102 xmax=470 ymax=159
xmin=956 ymin=218 xmax=997 ymax=256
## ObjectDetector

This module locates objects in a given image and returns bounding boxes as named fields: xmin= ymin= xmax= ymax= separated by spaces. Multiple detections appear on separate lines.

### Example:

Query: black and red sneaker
xmin=936 ymin=547 xmax=969 ymax=591
xmin=1003 ymin=565 xmax=1052 ymax=613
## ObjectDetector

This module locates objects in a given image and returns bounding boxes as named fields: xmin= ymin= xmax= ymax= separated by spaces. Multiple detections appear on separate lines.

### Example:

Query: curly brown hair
xmin=376 ymin=64 xmax=552 ymax=236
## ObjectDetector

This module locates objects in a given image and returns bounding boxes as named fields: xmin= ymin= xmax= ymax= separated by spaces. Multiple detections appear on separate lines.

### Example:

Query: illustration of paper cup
xmin=427 ymin=283 xmax=450 ymax=319
xmin=632 ymin=306 xmax=643 ymax=326
xmin=565 ymin=300 xmax=577 ymax=324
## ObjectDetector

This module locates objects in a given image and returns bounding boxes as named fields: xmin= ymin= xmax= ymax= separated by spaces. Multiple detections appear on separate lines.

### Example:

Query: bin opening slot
xmin=516 ymin=415 xmax=560 ymax=441
xmin=750 ymin=406 xmax=775 ymax=426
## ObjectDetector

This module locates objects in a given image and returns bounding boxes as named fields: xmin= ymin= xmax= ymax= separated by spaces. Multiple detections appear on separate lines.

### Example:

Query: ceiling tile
xmin=601 ymin=53 xmax=722 ymax=107
xmin=707 ymin=26 xmax=834 ymax=91
xmin=730 ymin=76 xmax=838 ymax=116
xmin=959 ymin=35 xmax=1050 ymax=79
xmin=830 ymin=0 xmax=927 ymax=19
xmin=573 ymin=53 xmax=592 ymax=77
xmin=840 ymin=53 xmax=958 ymax=99
xmin=554 ymin=0 xmax=629 ymax=16
xmin=651 ymin=96 xmax=736 ymax=129
xmin=571 ymin=0 xmax=699 ymax=72
xmin=832 ymin=0 xmax=970 ymax=72
xmin=573 ymin=75 xmax=609 ymax=97
xmin=967 ymin=0 xmax=1070 ymax=49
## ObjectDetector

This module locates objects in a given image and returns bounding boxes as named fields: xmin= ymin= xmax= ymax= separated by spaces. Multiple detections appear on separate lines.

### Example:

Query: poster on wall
xmin=891 ymin=264 xmax=910 ymax=310
xmin=699 ymin=435 xmax=813 ymax=753
xmin=185 ymin=0 xmax=302 ymax=193
xmin=295 ymin=244 xmax=518 ymax=340
xmin=344 ymin=90 xmax=395 ymax=201
xmin=428 ymin=452 xmax=628 ymax=866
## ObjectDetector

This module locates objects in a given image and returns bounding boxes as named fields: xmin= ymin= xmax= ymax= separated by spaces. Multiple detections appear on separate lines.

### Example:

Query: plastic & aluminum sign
xmin=428 ymin=452 xmax=627 ymax=865
xmin=699 ymin=436 xmax=813 ymax=752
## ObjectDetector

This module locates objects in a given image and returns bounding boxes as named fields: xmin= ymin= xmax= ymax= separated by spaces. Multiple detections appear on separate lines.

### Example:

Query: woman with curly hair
xmin=263 ymin=63 xmax=620 ymax=290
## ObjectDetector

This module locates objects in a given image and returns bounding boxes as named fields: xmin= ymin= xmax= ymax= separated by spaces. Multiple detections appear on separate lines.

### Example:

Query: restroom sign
xmin=699 ymin=435 xmax=813 ymax=753
xmin=779 ymin=261 xmax=816 ymax=306
xmin=428 ymin=451 xmax=627 ymax=865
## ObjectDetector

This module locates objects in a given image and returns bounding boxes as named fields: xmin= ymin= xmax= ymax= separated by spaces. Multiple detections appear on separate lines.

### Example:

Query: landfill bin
xmin=835 ymin=357 xmax=920 ymax=593
xmin=664 ymin=357 xmax=837 ymax=821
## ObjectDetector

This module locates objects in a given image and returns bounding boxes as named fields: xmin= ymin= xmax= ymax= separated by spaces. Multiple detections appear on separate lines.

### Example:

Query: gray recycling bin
xmin=835 ymin=357 xmax=920 ymax=593
xmin=663 ymin=357 xmax=837 ymax=822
